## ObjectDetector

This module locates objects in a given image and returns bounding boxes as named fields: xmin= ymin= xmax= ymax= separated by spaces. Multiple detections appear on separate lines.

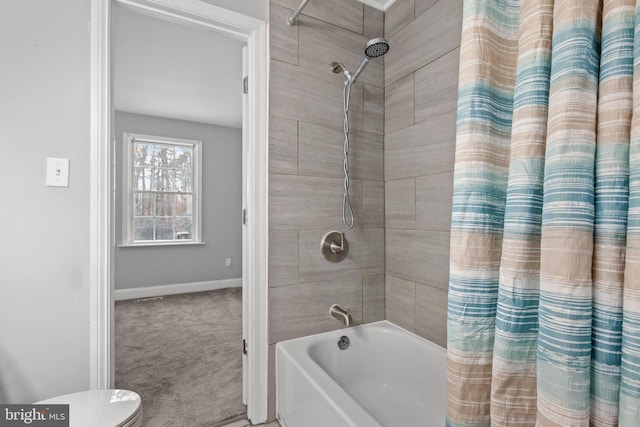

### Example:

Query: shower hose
xmin=342 ymin=80 xmax=355 ymax=229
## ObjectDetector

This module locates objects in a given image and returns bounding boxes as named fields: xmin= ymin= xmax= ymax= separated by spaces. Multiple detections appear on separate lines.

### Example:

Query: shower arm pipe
xmin=287 ymin=0 xmax=312 ymax=25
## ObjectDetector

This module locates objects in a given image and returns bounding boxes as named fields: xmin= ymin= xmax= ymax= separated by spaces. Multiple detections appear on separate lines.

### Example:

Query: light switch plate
xmin=46 ymin=157 xmax=70 ymax=187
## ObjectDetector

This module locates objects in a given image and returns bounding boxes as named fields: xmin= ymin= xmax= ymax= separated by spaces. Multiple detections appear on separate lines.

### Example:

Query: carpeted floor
xmin=115 ymin=288 xmax=245 ymax=427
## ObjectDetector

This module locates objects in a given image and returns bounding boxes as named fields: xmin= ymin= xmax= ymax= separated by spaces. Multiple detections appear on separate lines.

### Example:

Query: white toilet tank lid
xmin=36 ymin=389 xmax=141 ymax=427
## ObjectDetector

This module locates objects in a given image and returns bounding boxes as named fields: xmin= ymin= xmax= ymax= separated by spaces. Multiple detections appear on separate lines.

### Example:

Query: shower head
xmin=350 ymin=37 xmax=389 ymax=83
xmin=364 ymin=38 xmax=390 ymax=58
xmin=330 ymin=37 xmax=390 ymax=84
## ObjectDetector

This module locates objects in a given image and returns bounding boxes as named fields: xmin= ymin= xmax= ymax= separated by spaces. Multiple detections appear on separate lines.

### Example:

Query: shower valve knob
xmin=321 ymin=231 xmax=348 ymax=263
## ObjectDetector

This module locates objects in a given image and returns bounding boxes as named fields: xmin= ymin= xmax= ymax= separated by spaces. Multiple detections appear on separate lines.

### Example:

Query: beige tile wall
xmin=268 ymin=0 xmax=385 ymax=419
xmin=266 ymin=0 xmax=464 ymax=419
xmin=384 ymin=0 xmax=463 ymax=348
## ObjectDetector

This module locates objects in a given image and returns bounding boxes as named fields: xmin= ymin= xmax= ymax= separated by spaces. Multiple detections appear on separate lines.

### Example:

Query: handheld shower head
xmin=330 ymin=38 xmax=390 ymax=85
xmin=350 ymin=37 xmax=389 ymax=83
xmin=364 ymin=37 xmax=390 ymax=58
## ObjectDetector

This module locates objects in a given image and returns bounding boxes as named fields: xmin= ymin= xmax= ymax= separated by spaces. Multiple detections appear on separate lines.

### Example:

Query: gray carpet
xmin=115 ymin=288 xmax=245 ymax=427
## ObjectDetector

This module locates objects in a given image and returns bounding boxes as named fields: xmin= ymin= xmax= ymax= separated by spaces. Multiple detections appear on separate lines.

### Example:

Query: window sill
xmin=118 ymin=241 xmax=206 ymax=248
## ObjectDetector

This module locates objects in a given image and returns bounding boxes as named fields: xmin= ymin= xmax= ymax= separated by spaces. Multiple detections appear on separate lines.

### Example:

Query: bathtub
xmin=276 ymin=320 xmax=446 ymax=427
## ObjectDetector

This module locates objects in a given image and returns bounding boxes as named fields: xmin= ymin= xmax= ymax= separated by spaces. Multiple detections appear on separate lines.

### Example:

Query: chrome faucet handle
xmin=321 ymin=231 xmax=348 ymax=263
xmin=329 ymin=232 xmax=344 ymax=254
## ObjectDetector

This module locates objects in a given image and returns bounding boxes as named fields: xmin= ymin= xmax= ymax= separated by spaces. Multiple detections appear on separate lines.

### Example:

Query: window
xmin=122 ymin=132 xmax=202 ymax=245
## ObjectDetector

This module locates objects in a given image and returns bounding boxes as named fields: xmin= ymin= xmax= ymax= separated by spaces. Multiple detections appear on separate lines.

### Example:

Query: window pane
xmin=134 ymin=193 xmax=153 ymax=216
xmin=133 ymin=143 xmax=153 ymax=167
xmin=154 ymin=145 xmax=174 ymax=167
xmin=167 ymin=169 xmax=177 ymax=192
xmin=175 ymin=169 xmax=192 ymax=193
xmin=175 ymin=194 xmax=192 ymax=216
xmin=174 ymin=146 xmax=193 ymax=170
xmin=155 ymin=194 xmax=174 ymax=217
xmin=133 ymin=167 xmax=153 ymax=191
xmin=134 ymin=217 xmax=154 ymax=241
xmin=174 ymin=217 xmax=192 ymax=239
xmin=154 ymin=168 xmax=175 ymax=192
xmin=155 ymin=217 xmax=174 ymax=240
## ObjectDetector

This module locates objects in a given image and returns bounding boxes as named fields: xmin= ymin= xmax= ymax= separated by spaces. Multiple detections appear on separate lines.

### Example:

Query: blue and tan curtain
xmin=447 ymin=0 xmax=640 ymax=426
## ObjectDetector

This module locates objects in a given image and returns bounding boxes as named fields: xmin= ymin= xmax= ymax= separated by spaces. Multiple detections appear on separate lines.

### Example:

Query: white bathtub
xmin=276 ymin=320 xmax=446 ymax=427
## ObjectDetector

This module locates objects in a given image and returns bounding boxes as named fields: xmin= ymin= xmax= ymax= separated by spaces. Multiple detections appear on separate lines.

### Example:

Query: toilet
xmin=36 ymin=389 xmax=142 ymax=427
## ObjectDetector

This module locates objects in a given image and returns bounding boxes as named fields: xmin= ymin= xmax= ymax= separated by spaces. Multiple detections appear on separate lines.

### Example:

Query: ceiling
xmin=112 ymin=4 xmax=245 ymax=128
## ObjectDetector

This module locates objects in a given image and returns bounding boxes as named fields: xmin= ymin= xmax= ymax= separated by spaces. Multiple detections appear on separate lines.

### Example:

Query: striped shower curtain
xmin=447 ymin=0 xmax=640 ymax=426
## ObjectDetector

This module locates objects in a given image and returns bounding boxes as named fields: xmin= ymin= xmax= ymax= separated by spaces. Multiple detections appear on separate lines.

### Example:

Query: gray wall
xmin=267 ymin=0 xmax=386 ymax=418
xmin=383 ymin=0 xmax=463 ymax=347
xmin=202 ymin=0 xmax=267 ymax=21
xmin=114 ymin=111 xmax=242 ymax=289
xmin=0 ymin=0 xmax=91 ymax=403
xmin=0 ymin=0 xmax=266 ymax=404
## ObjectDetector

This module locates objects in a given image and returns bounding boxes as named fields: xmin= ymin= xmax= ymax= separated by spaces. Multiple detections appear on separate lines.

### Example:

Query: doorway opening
xmin=112 ymin=5 xmax=246 ymax=424
xmin=89 ymin=0 xmax=269 ymax=423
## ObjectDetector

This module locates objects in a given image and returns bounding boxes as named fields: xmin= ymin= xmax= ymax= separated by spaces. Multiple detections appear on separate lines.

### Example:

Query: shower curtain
xmin=447 ymin=1 xmax=640 ymax=426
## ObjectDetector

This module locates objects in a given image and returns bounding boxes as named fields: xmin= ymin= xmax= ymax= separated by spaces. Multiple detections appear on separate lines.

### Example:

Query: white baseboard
xmin=114 ymin=278 xmax=242 ymax=301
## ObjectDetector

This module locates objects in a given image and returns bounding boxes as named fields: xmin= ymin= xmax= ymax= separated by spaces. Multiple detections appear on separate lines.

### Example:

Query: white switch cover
xmin=226 ymin=258 xmax=232 ymax=267
xmin=46 ymin=157 xmax=70 ymax=187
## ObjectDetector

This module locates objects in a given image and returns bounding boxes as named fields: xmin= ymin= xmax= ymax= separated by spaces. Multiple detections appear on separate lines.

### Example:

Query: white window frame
xmin=121 ymin=132 xmax=203 ymax=246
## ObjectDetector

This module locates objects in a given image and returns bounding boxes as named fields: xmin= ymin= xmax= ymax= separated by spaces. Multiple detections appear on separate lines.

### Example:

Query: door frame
xmin=88 ymin=0 xmax=269 ymax=422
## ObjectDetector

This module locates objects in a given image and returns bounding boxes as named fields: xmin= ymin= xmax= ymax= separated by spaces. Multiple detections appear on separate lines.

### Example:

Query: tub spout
xmin=330 ymin=304 xmax=353 ymax=327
